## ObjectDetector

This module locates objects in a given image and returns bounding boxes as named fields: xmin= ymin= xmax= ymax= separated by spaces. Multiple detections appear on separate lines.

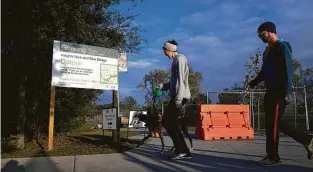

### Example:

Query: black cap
xmin=257 ymin=21 xmax=276 ymax=34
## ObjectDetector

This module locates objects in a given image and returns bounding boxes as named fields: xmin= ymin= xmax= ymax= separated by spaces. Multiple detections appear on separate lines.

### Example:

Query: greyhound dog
xmin=130 ymin=109 xmax=165 ymax=152
xmin=130 ymin=109 xmax=193 ymax=153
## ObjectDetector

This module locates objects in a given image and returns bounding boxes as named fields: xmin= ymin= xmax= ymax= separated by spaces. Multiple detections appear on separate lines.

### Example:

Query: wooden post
xmin=112 ymin=91 xmax=116 ymax=142
xmin=257 ymin=98 xmax=260 ymax=130
xmin=116 ymin=90 xmax=120 ymax=143
xmin=48 ymin=86 xmax=56 ymax=151
xmin=112 ymin=90 xmax=120 ymax=144
xmin=102 ymin=111 xmax=105 ymax=147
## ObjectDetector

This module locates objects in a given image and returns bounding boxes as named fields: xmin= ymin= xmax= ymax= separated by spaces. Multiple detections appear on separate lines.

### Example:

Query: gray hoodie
xmin=159 ymin=54 xmax=191 ymax=104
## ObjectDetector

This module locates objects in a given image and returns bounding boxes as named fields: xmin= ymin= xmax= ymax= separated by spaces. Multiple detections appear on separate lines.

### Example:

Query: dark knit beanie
xmin=257 ymin=21 xmax=276 ymax=34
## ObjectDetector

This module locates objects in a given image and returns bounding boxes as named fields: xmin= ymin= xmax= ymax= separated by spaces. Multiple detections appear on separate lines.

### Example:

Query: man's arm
xmin=249 ymin=49 xmax=269 ymax=88
xmin=175 ymin=56 xmax=186 ymax=105
xmin=249 ymin=66 xmax=265 ymax=88
xmin=277 ymin=42 xmax=293 ymax=96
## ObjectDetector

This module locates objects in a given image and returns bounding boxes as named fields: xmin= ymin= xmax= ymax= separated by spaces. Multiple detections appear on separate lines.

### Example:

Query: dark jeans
xmin=163 ymin=98 xmax=190 ymax=154
xmin=264 ymin=92 xmax=312 ymax=160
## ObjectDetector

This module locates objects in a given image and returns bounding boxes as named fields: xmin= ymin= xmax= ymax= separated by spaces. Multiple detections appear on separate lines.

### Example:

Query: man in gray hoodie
xmin=158 ymin=40 xmax=192 ymax=160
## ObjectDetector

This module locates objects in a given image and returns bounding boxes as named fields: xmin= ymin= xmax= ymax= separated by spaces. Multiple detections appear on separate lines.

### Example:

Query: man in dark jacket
xmin=248 ymin=21 xmax=313 ymax=166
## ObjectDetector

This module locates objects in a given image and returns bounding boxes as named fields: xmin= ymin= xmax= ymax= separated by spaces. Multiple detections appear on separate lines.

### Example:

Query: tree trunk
xmin=16 ymin=79 xmax=26 ymax=149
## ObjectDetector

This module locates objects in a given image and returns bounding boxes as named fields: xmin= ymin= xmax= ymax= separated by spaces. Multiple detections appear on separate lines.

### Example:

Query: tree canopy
xmin=2 ymin=0 xmax=144 ymax=148
xmin=120 ymin=96 xmax=139 ymax=117
xmin=137 ymin=66 xmax=207 ymax=106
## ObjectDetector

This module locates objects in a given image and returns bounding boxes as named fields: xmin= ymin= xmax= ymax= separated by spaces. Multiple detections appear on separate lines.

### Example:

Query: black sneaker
xmin=305 ymin=138 xmax=313 ymax=160
xmin=256 ymin=156 xmax=281 ymax=166
xmin=168 ymin=153 xmax=192 ymax=160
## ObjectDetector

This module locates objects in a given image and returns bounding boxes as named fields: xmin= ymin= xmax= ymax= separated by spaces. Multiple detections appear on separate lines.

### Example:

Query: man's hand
xmin=175 ymin=103 xmax=182 ymax=109
xmin=156 ymin=84 xmax=162 ymax=90
xmin=244 ymin=85 xmax=251 ymax=92
xmin=248 ymin=79 xmax=257 ymax=89
xmin=175 ymin=103 xmax=185 ymax=118
xmin=243 ymin=83 xmax=253 ymax=94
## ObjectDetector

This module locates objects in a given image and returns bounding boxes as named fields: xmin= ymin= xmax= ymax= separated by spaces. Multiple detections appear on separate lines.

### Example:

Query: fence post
xmin=304 ymin=86 xmax=310 ymax=132
xmin=257 ymin=97 xmax=260 ymax=131
xmin=249 ymin=91 xmax=254 ymax=129
xmin=252 ymin=91 xmax=255 ymax=129
xmin=206 ymin=90 xmax=209 ymax=104
xmin=293 ymin=91 xmax=297 ymax=128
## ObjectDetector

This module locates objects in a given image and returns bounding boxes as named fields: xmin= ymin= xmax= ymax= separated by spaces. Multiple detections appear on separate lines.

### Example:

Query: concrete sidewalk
xmin=2 ymin=134 xmax=313 ymax=172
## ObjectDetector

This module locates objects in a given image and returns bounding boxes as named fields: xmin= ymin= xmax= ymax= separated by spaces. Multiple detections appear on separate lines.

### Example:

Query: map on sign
xmin=100 ymin=64 xmax=118 ymax=85
xmin=103 ymin=108 xmax=117 ymax=130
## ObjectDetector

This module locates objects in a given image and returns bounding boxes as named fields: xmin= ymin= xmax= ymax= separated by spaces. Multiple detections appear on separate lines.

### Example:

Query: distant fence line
xmin=88 ymin=85 xmax=313 ymax=133
xmin=161 ymin=85 xmax=313 ymax=132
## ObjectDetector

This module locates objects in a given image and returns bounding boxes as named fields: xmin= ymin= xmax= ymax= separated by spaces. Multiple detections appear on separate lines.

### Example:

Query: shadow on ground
xmin=1 ymin=135 xmax=143 ymax=172
xmin=145 ymin=144 xmax=294 ymax=161
xmin=162 ymin=131 xmax=305 ymax=147
xmin=253 ymin=136 xmax=303 ymax=144
xmin=1 ymin=151 xmax=63 ymax=172
xmin=147 ymin=143 xmax=265 ymax=158
xmin=122 ymin=143 xmax=313 ymax=172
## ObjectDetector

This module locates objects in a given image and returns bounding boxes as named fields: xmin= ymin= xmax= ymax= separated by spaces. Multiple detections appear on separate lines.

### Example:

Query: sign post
xmin=48 ymin=86 xmax=56 ymax=151
xmin=112 ymin=90 xmax=120 ymax=144
xmin=49 ymin=40 xmax=119 ymax=151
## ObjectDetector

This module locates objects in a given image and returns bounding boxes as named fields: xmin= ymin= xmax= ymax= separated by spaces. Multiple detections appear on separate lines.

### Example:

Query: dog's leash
xmin=151 ymin=82 xmax=165 ymax=121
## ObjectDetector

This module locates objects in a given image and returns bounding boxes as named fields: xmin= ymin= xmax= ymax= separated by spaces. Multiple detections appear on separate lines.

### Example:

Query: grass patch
xmin=1 ymin=125 xmax=141 ymax=159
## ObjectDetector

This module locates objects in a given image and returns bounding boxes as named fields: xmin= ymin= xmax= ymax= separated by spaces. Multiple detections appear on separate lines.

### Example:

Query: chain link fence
xmin=248 ymin=87 xmax=312 ymax=133
xmin=86 ymin=90 xmax=148 ymax=138
xmin=203 ymin=86 xmax=313 ymax=133
xmin=86 ymin=90 xmax=113 ymax=128
xmin=160 ymin=86 xmax=313 ymax=133
xmin=93 ymin=87 xmax=312 ymax=135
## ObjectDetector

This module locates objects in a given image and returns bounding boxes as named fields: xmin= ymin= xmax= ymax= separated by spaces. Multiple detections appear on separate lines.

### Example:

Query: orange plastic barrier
xmin=195 ymin=104 xmax=254 ymax=140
